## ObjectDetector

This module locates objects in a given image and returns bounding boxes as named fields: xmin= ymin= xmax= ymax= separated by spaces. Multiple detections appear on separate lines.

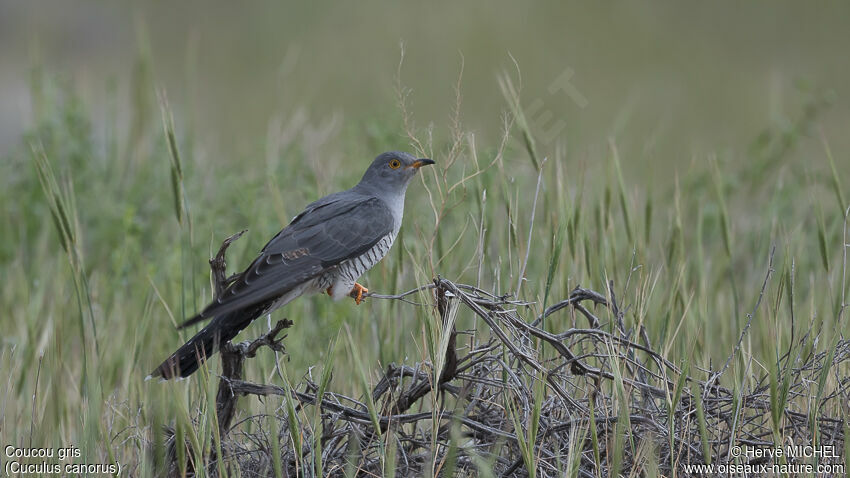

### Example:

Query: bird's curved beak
xmin=410 ymin=158 xmax=435 ymax=169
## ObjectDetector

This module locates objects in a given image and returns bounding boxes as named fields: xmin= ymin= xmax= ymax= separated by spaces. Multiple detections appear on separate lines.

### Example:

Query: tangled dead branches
xmin=162 ymin=235 xmax=848 ymax=477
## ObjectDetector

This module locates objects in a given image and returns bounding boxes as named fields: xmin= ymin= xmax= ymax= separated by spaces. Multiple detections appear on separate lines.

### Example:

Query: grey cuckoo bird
xmin=151 ymin=151 xmax=434 ymax=379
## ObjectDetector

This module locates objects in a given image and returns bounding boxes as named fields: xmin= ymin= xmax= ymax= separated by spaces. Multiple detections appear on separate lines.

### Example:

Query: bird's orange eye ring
xmin=389 ymin=159 xmax=401 ymax=169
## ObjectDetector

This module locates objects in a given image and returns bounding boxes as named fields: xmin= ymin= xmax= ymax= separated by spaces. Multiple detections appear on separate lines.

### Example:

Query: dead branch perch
xmin=166 ymin=234 xmax=846 ymax=477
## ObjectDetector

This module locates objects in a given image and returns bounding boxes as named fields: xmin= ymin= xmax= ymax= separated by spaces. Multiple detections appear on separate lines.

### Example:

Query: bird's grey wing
xmin=189 ymin=196 xmax=394 ymax=322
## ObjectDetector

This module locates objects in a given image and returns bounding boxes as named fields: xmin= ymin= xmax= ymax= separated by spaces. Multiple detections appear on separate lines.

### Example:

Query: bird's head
xmin=357 ymin=151 xmax=435 ymax=195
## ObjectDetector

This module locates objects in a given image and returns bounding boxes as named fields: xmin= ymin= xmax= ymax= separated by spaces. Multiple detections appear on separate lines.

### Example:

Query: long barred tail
xmin=149 ymin=311 xmax=257 ymax=380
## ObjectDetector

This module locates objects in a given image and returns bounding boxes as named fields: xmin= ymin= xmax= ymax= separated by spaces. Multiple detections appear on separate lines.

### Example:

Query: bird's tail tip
xmin=149 ymin=357 xmax=191 ymax=381
xmin=149 ymin=322 xmax=225 ymax=380
xmin=145 ymin=371 xmax=183 ymax=383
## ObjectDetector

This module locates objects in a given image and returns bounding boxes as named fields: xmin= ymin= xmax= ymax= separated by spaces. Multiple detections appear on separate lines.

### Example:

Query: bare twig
xmin=209 ymin=229 xmax=247 ymax=298
xmin=217 ymin=319 xmax=292 ymax=437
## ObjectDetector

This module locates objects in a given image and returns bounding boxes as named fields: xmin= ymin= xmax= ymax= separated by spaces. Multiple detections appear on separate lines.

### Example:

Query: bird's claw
xmin=349 ymin=283 xmax=368 ymax=305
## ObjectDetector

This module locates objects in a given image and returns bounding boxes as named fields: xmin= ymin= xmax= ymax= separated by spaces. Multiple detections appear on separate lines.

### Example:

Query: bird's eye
xmin=389 ymin=159 xmax=401 ymax=169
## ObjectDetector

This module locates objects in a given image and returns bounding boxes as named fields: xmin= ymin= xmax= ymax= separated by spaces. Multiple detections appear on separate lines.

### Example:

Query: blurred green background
xmin=3 ymin=1 xmax=849 ymax=163
xmin=1 ymin=1 xmax=849 ymax=474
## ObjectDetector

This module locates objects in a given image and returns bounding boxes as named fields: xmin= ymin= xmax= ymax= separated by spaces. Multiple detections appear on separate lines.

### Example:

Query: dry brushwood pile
xmin=162 ymin=239 xmax=848 ymax=477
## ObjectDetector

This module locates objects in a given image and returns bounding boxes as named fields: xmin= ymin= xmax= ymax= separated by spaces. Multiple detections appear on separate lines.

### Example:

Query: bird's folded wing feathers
xmin=183 ymin=195 xmax=394 ymax=324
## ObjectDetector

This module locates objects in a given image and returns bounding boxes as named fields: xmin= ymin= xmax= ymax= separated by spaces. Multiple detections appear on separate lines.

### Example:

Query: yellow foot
xmin=349 ymin=283 xmax=368 ymax=305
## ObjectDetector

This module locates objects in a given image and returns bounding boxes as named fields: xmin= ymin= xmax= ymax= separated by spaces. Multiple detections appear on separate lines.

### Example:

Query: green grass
xmin=2 ymin=45 xmax=849 ymax=476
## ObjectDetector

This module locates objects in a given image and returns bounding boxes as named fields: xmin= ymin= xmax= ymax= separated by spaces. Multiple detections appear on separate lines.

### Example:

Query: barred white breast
xmin=327 ymin=232 xmax=397 ymax=300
